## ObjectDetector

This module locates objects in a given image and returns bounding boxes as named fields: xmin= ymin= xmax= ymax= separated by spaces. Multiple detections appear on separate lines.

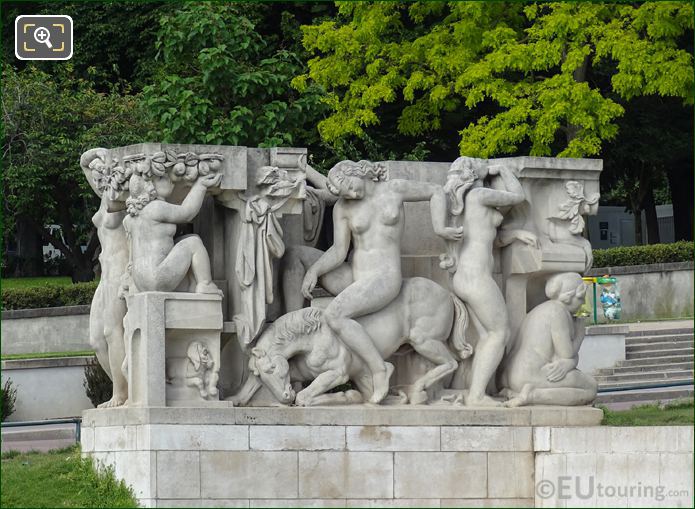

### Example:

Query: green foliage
xmin=1 ymin=277 xmax=74 ymax=289
xmin=142 ymin=3 xmax=327 ymax=147
xmin=1 ymin=379 xmax=17 ymax=421
xmin=593 ymin=241 xmax=694 ymax=268
xmin=84 ymin=358 xmax=112 ymax=408
xmin=600 ymin=400 xmax=694 ymax=426
xmin=298 ymin=2 xmax=693 ymax=158
xmin=0 ymin=446 xmax=137 ymax=508
xmin=2 ymin=65 xmax=151 ymax=281
xmin=2 ymin=281 xmax=98 ymax=310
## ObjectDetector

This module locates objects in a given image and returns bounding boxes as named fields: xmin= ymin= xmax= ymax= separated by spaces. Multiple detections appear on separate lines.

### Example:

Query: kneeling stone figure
xmin=500 ymin=272 xmax=598 ymax=407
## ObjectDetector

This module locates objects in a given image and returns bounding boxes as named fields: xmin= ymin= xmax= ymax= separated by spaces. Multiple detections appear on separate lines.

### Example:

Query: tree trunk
xmin=666 ymin=163 xmax=694 ymax=241
xmin=642 ymin=187 xmax=660 ymax=244
xmin=633 ymin=207 xmax=644 ymax=245
xmin=13 ymin=217 xmax=44 ymax=276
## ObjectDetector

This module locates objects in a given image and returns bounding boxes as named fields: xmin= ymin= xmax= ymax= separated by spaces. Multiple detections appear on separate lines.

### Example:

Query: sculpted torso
xmin=124 ymin=203 xmax=178 ymax=289
xmin=93 ymin=204 xmax=128 ymax=285
xmin=453 ymin=189 xmax=504 ymax=281
xmin=337 ymin=183 xmax=405 ymax=279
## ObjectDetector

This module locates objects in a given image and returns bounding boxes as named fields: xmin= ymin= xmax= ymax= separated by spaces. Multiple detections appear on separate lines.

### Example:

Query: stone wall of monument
xmin=81 ymin=408 xmax=692 ymax=508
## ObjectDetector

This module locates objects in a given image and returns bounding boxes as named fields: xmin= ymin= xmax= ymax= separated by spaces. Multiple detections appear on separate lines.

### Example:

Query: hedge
xmin=2 ymin=281 xmax=98 ymax=311
xmin=1 ymin=241 xmax=693 ymax=310
xmin=593 ymin=241 xmax=694 ymax=268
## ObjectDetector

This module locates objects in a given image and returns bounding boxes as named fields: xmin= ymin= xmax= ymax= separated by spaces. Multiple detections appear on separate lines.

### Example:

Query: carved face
xmin=568 ymin=284 xmax=587 ymax=313
xmin=327 ymin=174 xmax=366 ymax=200
xmin=250 ymin=348 xmax=294 ymax=404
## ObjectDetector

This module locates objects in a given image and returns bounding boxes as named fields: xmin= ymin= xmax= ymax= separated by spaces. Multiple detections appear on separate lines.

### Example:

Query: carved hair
xmin=545 ymin=272 xmax=585 ymax=304
xmin=186 ymin=341 xmax=211 ymax=373
xmin=326 ymin=160 xmax=388 ymax=195
xmin=444 ymin=157 xmax=482 ymax=215
xmin=126 ymin=174 xmax=157 ymax=216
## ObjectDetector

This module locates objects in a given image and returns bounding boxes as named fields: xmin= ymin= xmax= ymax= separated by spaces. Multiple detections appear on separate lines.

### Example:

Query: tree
xmin=1 ymin=1 xmax=166 ymax=91
xmin=296 ymin=2 xmax=694 ymax=237
xmin=141 ymin=3 xmax=328 ymax=149
xmin=2 ymin=65 xmax=151 ymax=281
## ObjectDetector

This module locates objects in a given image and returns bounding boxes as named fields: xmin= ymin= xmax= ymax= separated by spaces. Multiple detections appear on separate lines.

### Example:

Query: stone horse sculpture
xmin=246 ymin=277 xmax=472 ymax=406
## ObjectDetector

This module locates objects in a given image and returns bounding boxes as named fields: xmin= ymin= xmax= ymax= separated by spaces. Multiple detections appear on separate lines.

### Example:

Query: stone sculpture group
xmin=81 ymin=144 xmax=598 ymax=410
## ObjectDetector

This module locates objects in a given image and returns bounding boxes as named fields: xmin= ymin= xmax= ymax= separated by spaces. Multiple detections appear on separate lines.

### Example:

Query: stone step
xmin=626 ymin=340 xmax=693 ymax=353
xmin=616 ymin=355 xmax=694 ymax=367
xmin=596 ymin=361 xmax=695 ymax=376
xmin=627 ymin=327 xmax=694 ymax=338
xmin=626 ymin=347 xmax=694 ymax=360
xmin=625 ymin=333 xmax=694 ymax=346
xmin=595 ymin=386 xmax=694 ymax=404
xmin=598 ymin=377 xmax=694 ymax=391
xmin=595 ymin=369 xmax=694 ymax=384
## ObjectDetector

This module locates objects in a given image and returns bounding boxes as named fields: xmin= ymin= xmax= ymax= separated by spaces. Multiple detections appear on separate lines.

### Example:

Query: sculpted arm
xmin=306 ymin=165 xmax=339 ymax=204
xmin=477 ymin=165 xmax=525 ymax=208
xmin=311 ymin=205 xmax=350 ymax=277
xmin=389 ymin=179 xmax=463 ymax=241
xmin=149 ymin=174 xmax=220 ymax=223
xmin=302 ymin=205 xmax=350 ymax=299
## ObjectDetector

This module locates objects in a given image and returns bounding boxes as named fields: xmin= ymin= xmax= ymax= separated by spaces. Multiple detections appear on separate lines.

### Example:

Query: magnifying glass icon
xmin=34 ymin=26 xmax=52 ymax=48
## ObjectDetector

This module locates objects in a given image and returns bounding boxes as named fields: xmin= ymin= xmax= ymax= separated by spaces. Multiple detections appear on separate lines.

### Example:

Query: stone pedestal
xmin=124 ymin=292 xmax=223 ymax=407
xmin=82 ymin=405 xmax=605 ymax=508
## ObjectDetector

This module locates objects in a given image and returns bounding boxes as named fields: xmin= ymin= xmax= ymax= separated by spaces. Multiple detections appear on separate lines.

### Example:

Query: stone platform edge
xmin=82 ymin=404 xmax=603 ymax=427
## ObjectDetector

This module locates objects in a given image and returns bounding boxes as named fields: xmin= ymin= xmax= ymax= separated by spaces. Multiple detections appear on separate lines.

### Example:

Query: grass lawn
xmin=1 ymin=446 xmax=137 ymax=508
xmin=1 ymin=350 xmax=95 ymax=361
xmin=1 ymin=277 xmax=73 ymax=289
xmin=600 ymin=399 xmax=694 ymax=426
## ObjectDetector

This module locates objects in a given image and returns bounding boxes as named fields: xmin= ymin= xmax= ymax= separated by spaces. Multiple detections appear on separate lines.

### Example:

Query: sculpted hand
xmin=301 ymin=270 xmax=318 ymax=300
xmin=436 ymin=226 xmax=464 ymax=241
xmin=542 ymin=359 xmax=575 ymax=383
xmin=197 ymin=173 xmax=222 ymax=188
xmin=487 ymin=165 xmax=502 ymax=176
xmin=515 ymin=230 xmax=539 ymax=249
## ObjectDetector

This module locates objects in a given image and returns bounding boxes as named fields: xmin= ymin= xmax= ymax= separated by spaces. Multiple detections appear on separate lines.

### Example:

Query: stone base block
xmin=82 ymin=406 xmax=693 ymax=508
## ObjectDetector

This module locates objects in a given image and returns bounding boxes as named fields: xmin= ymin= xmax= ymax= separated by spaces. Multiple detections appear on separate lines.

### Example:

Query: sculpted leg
xmin=324 ymin=277 xmax=399 ymax=404
xmin=507 ymin=371 xmax=597 ymax=407
xmin=155 ymin=235 xmax=220 ymax=294
xmin=459 ymin=277 xmax=510 ymax=407
xmin=295 ymin=369 xmax=349 ymax=406
xmin=98 ymin=295 xmax=128 ymax=408
xmin=409 ymin=339 xmax=458 ymax=404
xmin=89 ymin=284 xmax=112 ymax=378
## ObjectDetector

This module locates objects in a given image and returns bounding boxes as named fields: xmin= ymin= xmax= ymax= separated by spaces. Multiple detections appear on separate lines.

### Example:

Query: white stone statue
xmin=500 ymin=272 xmax=598 ymax=406
xmin=291 ymin=160 xmax=462 ymax=403
xmin=81 ymin=149 xmax=130 ymax=408
xmin=247 ymin=277 xmax=471 ymax=406
xmin=123 ymin=170 xmax=222 ymax=294
xmin=442 ymin=157 xmax=527 ymax=407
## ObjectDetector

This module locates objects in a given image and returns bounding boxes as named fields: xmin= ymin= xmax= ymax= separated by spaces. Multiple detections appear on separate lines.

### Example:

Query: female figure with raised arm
xmin=82 ymin=149 xmax=130 ymax=407
xmin=123 ymin=170 xmax=222 ymax=294
xmin=299 ymin=160 xmax=463 ymax=403
xmin=443 ymin=157 xmax=527 ymax=406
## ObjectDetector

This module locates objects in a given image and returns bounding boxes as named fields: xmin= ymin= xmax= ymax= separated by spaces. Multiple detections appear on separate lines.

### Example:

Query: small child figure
xmin=500 ymin=272 xmax=598 ymax=407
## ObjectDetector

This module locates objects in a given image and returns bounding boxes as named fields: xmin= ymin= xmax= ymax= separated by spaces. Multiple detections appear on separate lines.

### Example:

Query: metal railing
xmin=1 ymin=417 xmax=82 ymax=442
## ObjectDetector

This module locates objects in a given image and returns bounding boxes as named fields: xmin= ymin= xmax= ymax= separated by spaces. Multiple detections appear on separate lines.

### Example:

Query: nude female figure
xmin=295 ymin=160 xmax=463 ymax=403
xmin=443 ymin=157 xmax=526 ymax=406
xmin=82 ymin=149 xmax=130 ymax=407
xmin=501 ymin=272 xmax=598 ymax=407
xmin=123 ymin=171 xmax=222 ymax=294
